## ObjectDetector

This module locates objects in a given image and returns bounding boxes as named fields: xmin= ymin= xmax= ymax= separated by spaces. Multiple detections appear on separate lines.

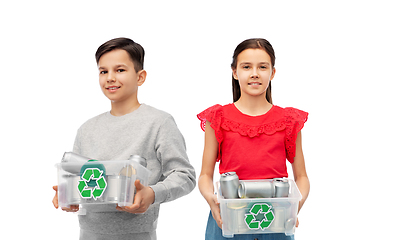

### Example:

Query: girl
xmin=197 ymin=38 xmax=310 ymax=240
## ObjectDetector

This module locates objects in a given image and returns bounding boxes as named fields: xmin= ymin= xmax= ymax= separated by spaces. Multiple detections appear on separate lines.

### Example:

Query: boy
xmin=53 ymin=37 xmax=196 ymax=240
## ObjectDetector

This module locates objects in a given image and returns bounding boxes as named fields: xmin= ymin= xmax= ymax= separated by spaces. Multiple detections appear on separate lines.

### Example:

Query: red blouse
xmin=197 ymin=104 xmax=308 ymax=180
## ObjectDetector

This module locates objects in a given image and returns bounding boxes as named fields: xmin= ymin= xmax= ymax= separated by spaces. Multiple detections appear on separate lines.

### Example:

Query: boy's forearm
xmin=150 ymin=166 xmax=196 ymax=204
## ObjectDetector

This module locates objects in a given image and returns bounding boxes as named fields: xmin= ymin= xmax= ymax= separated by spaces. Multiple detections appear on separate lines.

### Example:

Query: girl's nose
xmin=250 ymin=71 xmax=259 ymax=79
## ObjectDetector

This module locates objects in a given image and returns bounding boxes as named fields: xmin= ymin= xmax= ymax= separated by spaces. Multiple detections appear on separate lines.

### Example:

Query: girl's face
xmin=98 ymin=49 xmax=146 ymax=103
xmin=232 ymin=48 xmax=275 ymax=100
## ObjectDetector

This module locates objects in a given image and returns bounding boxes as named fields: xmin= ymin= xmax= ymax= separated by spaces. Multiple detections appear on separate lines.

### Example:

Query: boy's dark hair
xmin=95 ymin=37 xmax=145 ymax=72
xmin=230 ymin=38 xmax=276 ymax=104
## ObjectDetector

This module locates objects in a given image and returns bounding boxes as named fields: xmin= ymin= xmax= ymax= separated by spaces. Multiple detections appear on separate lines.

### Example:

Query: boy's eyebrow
xmin=98 ymin=64 xmax=128 ymax=70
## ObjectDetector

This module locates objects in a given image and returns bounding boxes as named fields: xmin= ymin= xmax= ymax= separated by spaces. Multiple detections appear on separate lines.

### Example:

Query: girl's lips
xmin=248 ymin=82 xmax=262 ymax=85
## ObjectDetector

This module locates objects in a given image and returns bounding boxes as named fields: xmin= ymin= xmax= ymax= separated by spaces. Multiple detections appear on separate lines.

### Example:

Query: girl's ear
xmin=270 ymin=67 xmax=276 ymax=81
xmin=137 ymin=70 xmax=147 ymax=86
xmin=232 ymin=68 xmax=238 ymax=80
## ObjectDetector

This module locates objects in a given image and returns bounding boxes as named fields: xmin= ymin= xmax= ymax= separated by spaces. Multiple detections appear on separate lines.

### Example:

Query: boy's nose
xmin=107 ymin=73 xmax=116 ymax=82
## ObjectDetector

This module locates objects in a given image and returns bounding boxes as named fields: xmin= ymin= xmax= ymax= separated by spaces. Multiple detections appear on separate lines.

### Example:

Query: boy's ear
xmin=137 ymin=70 xmax=147 ymax=86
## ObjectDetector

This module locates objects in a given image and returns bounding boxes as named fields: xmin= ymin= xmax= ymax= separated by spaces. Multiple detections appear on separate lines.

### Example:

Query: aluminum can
xmin=238 ymin=181 xmax=274 ymax=198
xmin=62 ymin=152 xmax=90 ymax=163
xmin=104 ymin=175 xmax=130 ymax=203
xmin=273 ymin=178 xmax=290 ymax=198
xmin=128 ymin=155 xmax=147 ymax=167
xmin=220 ymin=172 xmax=239 ymax=199
xmin=65 ymin=175 xmax=83 ymax=205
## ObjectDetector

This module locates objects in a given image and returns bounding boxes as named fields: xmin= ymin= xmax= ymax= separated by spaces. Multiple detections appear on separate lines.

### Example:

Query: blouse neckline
xmin=230 ymin=103 xmax=275 ymax=118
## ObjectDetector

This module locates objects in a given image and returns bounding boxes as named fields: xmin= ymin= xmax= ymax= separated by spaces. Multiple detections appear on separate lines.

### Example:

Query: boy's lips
xmin=106 ymin=86 xmax=121 ymax=92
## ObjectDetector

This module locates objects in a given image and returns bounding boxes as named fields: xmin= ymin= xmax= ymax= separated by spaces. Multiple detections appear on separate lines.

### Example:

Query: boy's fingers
xmin=134 ymin=179 xmax=144 ymax=191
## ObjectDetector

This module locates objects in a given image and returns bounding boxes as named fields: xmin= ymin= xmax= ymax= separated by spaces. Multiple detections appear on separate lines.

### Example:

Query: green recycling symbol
xmin=244 ymin=203 xmax=275 ymax=230
xmin=78 ymin=168 xmax=107 ymax=200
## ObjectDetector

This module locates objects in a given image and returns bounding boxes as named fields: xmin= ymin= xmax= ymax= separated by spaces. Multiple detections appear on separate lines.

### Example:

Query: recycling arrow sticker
xmin=78 ymin=168 xmax=107 ymax=200
xmin=244 ymin=203 xmax=275 ymax=230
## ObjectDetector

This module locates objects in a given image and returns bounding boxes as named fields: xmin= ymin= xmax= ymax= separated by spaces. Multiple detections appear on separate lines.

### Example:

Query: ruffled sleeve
xmin=284 ymin=107 xmax=308 ymax=163
xmin=197 ymin=104 xmax=223 ymax=132
xmin=197 ymin=104 xmax=224 ymax=161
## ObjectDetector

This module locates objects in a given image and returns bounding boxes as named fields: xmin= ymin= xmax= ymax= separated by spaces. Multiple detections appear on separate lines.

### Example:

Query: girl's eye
xmin=242 ymin=65 xmax=250 ymax=69
xmin=260 ymin=66 xmax=267 ymax=69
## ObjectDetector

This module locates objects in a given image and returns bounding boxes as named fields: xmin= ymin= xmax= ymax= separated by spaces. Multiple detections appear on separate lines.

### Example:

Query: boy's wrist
xmin=149 ymin=183 xmax=167 ymax=204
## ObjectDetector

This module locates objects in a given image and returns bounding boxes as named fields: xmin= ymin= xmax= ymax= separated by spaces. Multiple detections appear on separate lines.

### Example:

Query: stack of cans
xmin=219 ymin=172 xmax=290 ymax=199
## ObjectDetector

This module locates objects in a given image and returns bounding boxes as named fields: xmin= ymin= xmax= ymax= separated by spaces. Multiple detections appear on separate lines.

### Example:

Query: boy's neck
xmin=235 ymin=95 xmax=272 ymax=116
xmin=110 ymin=99 xmax=141 ymax=116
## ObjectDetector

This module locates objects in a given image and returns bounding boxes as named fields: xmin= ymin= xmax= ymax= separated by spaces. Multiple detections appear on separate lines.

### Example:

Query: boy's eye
xmin=117 ymin=69 xmax=125 ymax=72
xmin=100 ymin=70 xmax=107 ymax=74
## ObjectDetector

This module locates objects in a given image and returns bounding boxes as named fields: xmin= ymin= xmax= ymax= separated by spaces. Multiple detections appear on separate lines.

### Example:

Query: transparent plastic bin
xmin=216 ymin=178 xmax=301 ymax=238
xmin=56 ymin=159 xmax=151 ymax=211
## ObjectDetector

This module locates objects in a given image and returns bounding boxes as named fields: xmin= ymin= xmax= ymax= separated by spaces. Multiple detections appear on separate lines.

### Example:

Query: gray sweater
xmin=73 ymin=104 xmax=196 ymax=236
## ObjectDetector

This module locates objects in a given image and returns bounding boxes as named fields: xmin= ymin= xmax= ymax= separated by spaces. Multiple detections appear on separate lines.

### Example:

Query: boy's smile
xmin=106 ymin=85 xmax=121 ymax=93
xmin=98 ymin=49 xmax=146 ymax=105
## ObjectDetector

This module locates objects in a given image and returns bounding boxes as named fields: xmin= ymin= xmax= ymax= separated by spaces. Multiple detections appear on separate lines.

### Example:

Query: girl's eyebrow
xmin=239 ymin=61 xmax=270 ymax=65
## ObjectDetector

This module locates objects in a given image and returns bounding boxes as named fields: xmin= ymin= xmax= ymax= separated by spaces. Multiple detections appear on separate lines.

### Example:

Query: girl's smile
xmin=233 ymin=48 xmax=275 ymax=99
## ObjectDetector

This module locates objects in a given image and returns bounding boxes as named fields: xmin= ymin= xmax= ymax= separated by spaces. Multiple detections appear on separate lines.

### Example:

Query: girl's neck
xmin=234 ymin=95 xmax=272 ymax=116
xmin=110 ymin=98 xmax=141 ymax=116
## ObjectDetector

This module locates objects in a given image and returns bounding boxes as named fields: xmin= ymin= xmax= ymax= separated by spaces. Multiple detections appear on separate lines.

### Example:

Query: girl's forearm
xmin=295 ymin=175 xmax=310 ymax=212
xmin=198 ymin=174 xmax=215 ymax=204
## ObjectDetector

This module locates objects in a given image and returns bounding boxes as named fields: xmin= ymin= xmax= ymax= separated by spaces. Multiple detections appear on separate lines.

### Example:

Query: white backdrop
xmin=1 ymin=1 xmax=393 ymax=239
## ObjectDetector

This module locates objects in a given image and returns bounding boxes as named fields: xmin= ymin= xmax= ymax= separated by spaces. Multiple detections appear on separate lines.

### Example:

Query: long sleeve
xmin=150 ymin=116 xmax=196 ymax=204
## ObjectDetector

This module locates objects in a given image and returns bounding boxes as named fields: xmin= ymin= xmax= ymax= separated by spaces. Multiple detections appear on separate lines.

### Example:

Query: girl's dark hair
xmin=95 ymin=37 xmax=144 ymax=72
xmin=231 ymin=38 xmax=276 ymax=103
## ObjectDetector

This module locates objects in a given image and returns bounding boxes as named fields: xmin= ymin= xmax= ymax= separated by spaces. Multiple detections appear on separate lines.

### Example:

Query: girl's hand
xmin=208 ymin=193 xmax=222 ymax=228
xmin=116 ymin=179 xmax=155 ymax=214
xmin=52 ymin=185 xmax=79 ymax=212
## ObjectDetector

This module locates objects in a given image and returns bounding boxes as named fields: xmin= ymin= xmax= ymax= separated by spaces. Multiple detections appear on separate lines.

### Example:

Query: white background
xmin=1 ymin=0 xmax=393 ymax=239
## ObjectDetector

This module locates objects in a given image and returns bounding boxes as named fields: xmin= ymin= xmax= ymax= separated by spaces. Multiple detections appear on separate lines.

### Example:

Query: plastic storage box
xmin=216 ymin=178 xmax=301 ymax=238
xmin=56 ymin=159 xmax=151 ymax=211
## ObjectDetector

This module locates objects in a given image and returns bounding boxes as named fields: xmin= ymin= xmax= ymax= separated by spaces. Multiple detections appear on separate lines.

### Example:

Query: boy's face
xmin=98 ymin=49 xmax=146 ymax=103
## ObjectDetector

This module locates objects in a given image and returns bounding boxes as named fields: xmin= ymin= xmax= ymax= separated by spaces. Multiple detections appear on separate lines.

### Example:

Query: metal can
xmin=104 ymin=175 xmax=130 ymax=203
xmin=273 ymin=178 xmax=290 ymax=198
xmin=220 ymin=172 xmax=239 ymax=199
xmin=128 ymin=155 xmax=147 ymax=167
xmin=238 ymin=181 xmax=275 ymax=198
xmin=62 ymin=152 xmax=90 ymax=163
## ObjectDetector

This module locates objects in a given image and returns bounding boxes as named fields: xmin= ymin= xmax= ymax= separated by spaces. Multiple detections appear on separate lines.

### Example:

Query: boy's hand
xmin=116 ymin=179 xmax=155 ymax=214
xmin=52 ymin=185 xmax=79 ymax=212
